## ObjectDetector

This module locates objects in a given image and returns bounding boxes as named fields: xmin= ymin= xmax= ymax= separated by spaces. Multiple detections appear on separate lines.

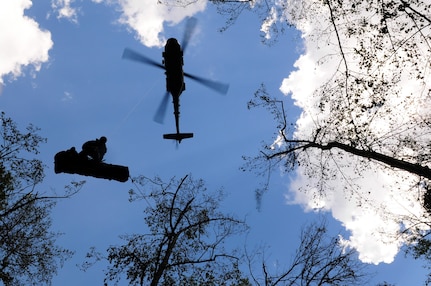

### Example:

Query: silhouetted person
xmin=80 ymin=136 xmax=107 ymax=162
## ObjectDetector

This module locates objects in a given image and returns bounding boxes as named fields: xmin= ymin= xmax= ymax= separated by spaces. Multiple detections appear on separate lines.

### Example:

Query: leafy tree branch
xmin=84 ymin=175 xmax=248 ymax=286
xmin=0 ymin=112 xmax=82 ymax=285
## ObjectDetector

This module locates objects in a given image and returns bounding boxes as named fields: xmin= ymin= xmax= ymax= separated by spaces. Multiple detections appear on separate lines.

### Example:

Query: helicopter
xmin=122 ymin=17 xmax=229 ymax=143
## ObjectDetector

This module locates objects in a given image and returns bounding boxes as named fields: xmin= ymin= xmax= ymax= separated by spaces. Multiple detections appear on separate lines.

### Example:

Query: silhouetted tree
xmin=0 ymin=112 xmax=82 ymax=285
xmin=83 ymin=175 xmax=249 ymax=286
xmin=238 ymin=0 xmax=431 ymax=255
xmin=246 ymin=219 xmax=369 ymax=286
xmin=245 ymin=84 xmax=431 ymax=279
xmin=221 ymin=0 xmax=431 ymax=280
xmin=376 ymin=282 xmax=396 ymax=286
xmin=245 ymin=0 xmax=431 ymax=184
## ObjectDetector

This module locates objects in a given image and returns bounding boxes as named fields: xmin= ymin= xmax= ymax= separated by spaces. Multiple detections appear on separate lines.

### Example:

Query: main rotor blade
xmin=153 ymin=92 xmax=170 ymax=124
xmin=184 ymin=72 xmax=230 ymax=95
xmin=122 ymin=48 xmax=165 ymax=70
xmin=181 ymin=17 xmax=197 ymax=53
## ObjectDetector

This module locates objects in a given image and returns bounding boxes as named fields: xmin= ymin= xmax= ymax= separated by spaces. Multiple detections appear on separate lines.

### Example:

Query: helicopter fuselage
xmin=163 ymin=38 xmax=185 ymax=98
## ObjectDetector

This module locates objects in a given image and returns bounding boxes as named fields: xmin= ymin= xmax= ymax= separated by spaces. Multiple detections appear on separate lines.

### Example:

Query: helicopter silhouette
xmin=122 ymin=17 xmax=229 ymax=143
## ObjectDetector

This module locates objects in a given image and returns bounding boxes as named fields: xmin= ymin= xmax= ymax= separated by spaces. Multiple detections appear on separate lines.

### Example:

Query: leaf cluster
xmin=0 ymin=112 xmax=75 ymax=285
xmin=246 ymin=218 xmax=370 ymax=286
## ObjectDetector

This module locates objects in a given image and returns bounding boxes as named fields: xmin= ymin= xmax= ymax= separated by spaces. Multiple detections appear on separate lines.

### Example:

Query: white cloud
xmin=97 ymin=0 xmax=207 ymax=47
xmin=259 ymin=0 xmax=289 ymax=41
xmin=51 ymin=0 xmax=79 ymax=23
xmin=0 ymin=0 xmax=53 ymax=85
xmin=261 ymin=7 xmax=277 ymax=40
xmin=288 ymin=157 xmax=426 ymax=264
xmin=61 ymin=91 xmax=73 ymax=101
xmin=279 ymin=0 xmax=431 ymax=264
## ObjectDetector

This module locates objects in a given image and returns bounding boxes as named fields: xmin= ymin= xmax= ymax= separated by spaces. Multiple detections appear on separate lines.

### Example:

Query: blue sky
xmin=1 ymin=0 xmax=430 ymax=285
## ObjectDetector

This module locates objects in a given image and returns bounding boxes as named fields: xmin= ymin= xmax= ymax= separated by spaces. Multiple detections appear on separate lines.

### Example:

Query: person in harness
xmin=79 ymin=136 xmax=107 ymax=162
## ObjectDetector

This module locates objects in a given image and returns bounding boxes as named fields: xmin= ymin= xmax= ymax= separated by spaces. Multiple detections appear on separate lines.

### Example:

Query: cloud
xmin=61 ymin=91 xmax=73 ymax=101
xmin=96 ymin=0 xmax=206 ymax=47
xmin=0 ymin=0 xmax=53 ymax=85
xmin=261 ymin=7 xmax=277 ymax=40
xmin=51 ymin=0 xmax=79 ymax=23
xmin=278 ymin=0 xmax=431 ymax=264
xmin=288 ymin=156 xmax=426 ymax=264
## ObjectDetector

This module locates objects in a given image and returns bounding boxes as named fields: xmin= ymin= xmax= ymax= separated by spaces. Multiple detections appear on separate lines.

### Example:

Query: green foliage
xmin=0 ymin=111 xmax=46 ymax=187
xmin=0 ymin=112 xmax=75 ymax=285
xmin=88 ymin=175 xmax=248 ymax=286
xmin=0 ymin=164 xmax=12 ymax=211
xmin=412 ymin=237 xmax=431 ymax=261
